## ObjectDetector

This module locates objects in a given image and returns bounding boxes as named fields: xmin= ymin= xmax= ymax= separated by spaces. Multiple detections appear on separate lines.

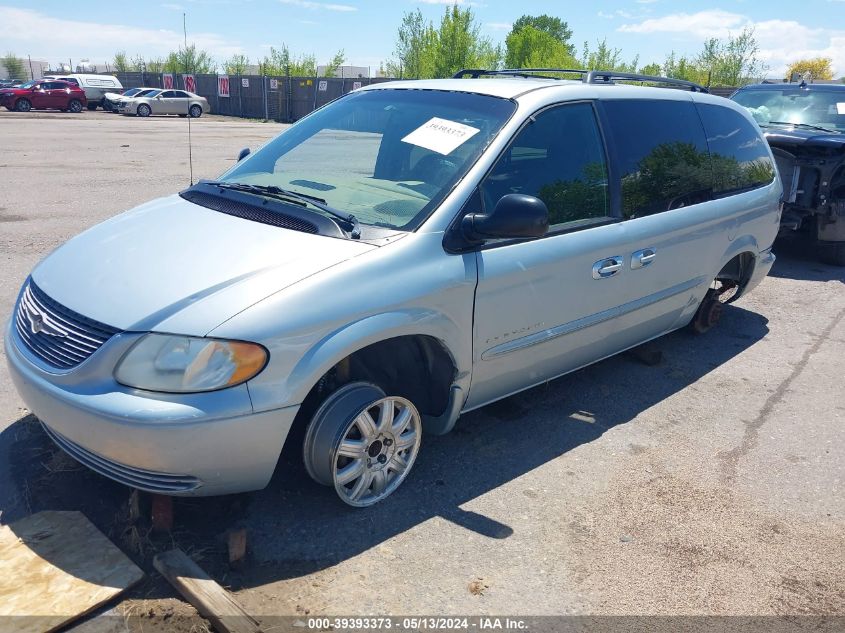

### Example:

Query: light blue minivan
xmin=6 ymin=70 xmax=781 ymax=506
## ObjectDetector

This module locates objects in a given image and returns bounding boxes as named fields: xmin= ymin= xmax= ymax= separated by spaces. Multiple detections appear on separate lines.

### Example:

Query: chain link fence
xmin=113 ymin=72 xmax=399 ymax=122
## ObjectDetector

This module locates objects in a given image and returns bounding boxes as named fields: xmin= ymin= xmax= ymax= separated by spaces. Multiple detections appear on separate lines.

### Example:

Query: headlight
xmin=115 ymin=334 xmax=268 ymax=393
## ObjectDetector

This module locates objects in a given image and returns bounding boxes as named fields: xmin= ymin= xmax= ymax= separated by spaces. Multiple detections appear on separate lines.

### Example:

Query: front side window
xmin=222 ymin=89 xmax=516 ymax=231
xmin=697 ymin=104 xmax=775 ymax=194
xmin=603 ymin=99 xmax=712 ymax=219
xmin=480 ymin=102 xmax=610 ymax=229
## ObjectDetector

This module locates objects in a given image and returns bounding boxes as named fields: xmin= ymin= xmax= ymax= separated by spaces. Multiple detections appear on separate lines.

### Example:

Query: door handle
xmin=631 ymin=248 xmax=657 ymax=269
xmin=592 ymin=256 xmax=624 ymax=279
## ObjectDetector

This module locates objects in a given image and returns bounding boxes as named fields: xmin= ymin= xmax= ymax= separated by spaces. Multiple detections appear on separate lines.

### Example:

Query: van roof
xmin=359 ymin=77 xmax=716 ymax=101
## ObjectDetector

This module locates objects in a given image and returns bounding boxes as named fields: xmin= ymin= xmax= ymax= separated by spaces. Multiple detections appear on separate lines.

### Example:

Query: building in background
xmin=315 ymin=65 xmax=369 ymax=78
xmin=0 ymin=57 xmax=49 ymax=80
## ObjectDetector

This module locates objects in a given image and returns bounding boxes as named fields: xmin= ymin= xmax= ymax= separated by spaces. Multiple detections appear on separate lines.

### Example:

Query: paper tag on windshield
xmin=402 ymin=117 xmax=480 ymax=155
xmin=837 ymin=103 xmax=845 ymax=115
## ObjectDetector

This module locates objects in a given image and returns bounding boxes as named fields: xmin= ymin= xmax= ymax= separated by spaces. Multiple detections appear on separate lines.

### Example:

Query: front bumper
xmin=5 ymin=319 xmax=299 ymax=496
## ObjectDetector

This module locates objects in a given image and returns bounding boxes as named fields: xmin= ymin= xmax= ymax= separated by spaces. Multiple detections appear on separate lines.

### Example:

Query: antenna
xmin=184 ymin=12 xmax=194 ymax=185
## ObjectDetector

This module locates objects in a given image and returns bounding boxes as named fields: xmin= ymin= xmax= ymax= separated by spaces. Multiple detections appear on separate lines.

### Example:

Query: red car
xmin=0 ymin=80 xmax=87 ymax=113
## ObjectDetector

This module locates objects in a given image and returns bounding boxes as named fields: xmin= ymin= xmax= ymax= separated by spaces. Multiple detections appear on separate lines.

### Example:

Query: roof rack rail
xmin=585 ymin=70 xmax=709 ymax=92
xmin=452 ymin=68 xmax=588 ymax=79
xmin=452 ymin=67 xmax=708 ymax=93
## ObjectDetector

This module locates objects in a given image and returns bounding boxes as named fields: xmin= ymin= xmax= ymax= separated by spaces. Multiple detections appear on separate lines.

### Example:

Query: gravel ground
xmin=0 ymin=111 xmax=842 ymax=628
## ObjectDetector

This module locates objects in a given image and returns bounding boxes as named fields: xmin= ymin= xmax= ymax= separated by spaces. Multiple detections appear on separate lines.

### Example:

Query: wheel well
xmin=320 ymin=335 xmax=455 ymax=417
xmin=716 ymin=251 xmax=755 ymax=301
xmin=281 ymin=335 xmax=457 ymax=467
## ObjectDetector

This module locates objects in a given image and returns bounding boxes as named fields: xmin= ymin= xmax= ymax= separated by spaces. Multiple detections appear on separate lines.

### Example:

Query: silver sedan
xmin=123 ymin=89 xmax=210 ymax=117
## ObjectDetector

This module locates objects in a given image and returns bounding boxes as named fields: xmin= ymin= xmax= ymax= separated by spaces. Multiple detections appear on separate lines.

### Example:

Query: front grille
xmin=42 ymin=423 xmax=202 ymax=493
xmin=14 ymin=280 xmax=119 ymax=370
xmin=181 ymin=190 xmax=319 ymax=234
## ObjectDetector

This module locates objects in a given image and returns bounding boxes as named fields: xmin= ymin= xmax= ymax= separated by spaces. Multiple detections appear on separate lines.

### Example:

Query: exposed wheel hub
xmin=367 ymin=439 xmax=383 ymax=458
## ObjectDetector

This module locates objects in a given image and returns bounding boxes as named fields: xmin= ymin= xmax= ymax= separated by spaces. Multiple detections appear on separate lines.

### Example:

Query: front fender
xmin=292 ymin=309 xmax=468 ymax=397
xmin=245 ymin=309 xmax=472 ymax=414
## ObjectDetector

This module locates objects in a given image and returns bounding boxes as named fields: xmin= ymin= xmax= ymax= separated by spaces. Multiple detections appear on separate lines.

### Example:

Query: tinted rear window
xmin=696 ymin=103 xmax=775 ymax=194
xmin=603 ymin=99 xmax=711 ymax=218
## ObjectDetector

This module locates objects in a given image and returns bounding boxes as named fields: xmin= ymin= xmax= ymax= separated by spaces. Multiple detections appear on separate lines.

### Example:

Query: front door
xmin=466 ymin=99 xmax=717 ymax=410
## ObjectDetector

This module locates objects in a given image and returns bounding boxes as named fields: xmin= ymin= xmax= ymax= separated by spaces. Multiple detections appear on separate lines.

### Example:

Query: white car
xmin=104 ymin=87 xmax=157 ymax=113
xmin=121 ymin=89 xmax=210 ymax=118
xmin=43 ymin=74 xmax=123 ymax=110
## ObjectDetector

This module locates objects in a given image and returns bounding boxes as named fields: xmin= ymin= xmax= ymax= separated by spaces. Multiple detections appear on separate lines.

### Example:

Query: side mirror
xmin=461 ymin=194 xmax=549 ymax=241
xmin=237 ymin=147 xmax=251 ymax=162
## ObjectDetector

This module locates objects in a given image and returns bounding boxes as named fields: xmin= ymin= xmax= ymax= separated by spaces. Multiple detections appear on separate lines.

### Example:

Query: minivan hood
xmin=762 ymin=126 xmax=845 ymax=149
xmin=32 ymin=195 xmax=376 ymax=335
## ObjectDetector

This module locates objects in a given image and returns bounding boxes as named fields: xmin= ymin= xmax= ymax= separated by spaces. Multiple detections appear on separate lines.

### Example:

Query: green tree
xmin=581 ymin=39 xmax=638 ymax=72
xmin=638 ymin=62 xmax=662 ymax=77
xmin=697 ymin=27 xmax=764 ymax=86
xmin=146 ymin=58 xmax=165 ymax=73
xmin=389 ymin=5 xmax=499 ymax=79
xmin=113 ymin=51 xmax=133 ymax=72
xmin=2 ymin=52 xmax=25 ymax=79
xmin=225 ymin=53 xmax=250 ymax=75
xmin=432 ymin=5 xmax=499 ymax=77
xmin=164 ymin=44 xmax=216 ymax=74
xmin=391 ymin=9 xmax=437 ymax=79
xmin=258 ymin=45 xmax=316 ymax=76
xmin=321 ymin=49 xmax=346 ymax=77
xmin=508 ymin=14 xmax=575 ymax=58
xmin=662 ymin=51 xmax=705 ymax=83
xmin=505 ymin=25 xmax=578 ymax=69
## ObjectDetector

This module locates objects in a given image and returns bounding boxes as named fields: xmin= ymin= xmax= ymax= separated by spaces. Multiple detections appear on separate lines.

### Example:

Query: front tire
xmin=86 ymin=103 xmax=97 ymax=111
xmin=303 ymin=382 xmax=422 ymax=507
xmin=137 ymin=103 xmax=151 ymax=117
xmin=15 ymin=98 xmax=31 ymax=112
xmin=189 ymin=104 xmax=202 ymax=118
xmin=68 ymin=99 xmax=83 ymax=113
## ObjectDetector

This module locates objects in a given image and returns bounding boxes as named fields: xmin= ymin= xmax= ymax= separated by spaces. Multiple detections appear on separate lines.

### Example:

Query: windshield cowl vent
xmin=181 ymin=190 xmax=319 ymax=234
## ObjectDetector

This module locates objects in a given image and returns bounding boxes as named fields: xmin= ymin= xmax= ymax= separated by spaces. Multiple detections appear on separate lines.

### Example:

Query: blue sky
xmin=1 ymin=1 xmax=843 ymax=76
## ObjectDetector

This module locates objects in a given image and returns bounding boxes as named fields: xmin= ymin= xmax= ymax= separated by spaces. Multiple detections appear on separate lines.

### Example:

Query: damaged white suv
xmin=6 ymin=70 xmax=781 ymax=506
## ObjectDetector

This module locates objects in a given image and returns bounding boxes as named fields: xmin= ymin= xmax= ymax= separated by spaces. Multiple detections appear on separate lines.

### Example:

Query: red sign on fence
xmin=162 ymin=73 xmax=174 ymax=89
xmin=182 ymin=74 xmax=196 ymax=94
xmin=217 ymin=75 xmax=230 ymax=97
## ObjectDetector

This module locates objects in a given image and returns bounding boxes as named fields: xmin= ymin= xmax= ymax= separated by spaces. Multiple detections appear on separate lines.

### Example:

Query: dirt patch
xmin=555 ymin=454 xmax=845 ymax=615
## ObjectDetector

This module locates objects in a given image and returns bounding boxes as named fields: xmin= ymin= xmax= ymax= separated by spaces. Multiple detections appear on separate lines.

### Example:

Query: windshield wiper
xmin=766 ymin=121 xmax=838 ymax=134
xmin=203 ymin=181 xmax=361 ymax=239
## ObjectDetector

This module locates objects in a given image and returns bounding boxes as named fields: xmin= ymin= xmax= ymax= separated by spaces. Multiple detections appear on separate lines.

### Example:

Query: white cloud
xmin=278 ymin=0 xmax=356 ymax=10
xmin=636 ymin=0 xmax=658 ymax=4
xmin=418 ymin=0 xmax=484 ymax=5
xmin=618 ymin=10 xmax=845 ymax=76
xmin=618 ymin=10 xmax=745 ymax=38
xmin=485 ymin=22 xmax=512 ymax=31
xmin=160 ymin=2 xmax=184 ymax=10
xmin=0 ymin=6 xmax=243 ymax=62
xmin=598 ymin=9 xmax=634 ymax=20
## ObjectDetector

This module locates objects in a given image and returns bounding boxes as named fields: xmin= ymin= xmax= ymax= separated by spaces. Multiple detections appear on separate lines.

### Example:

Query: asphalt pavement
xmin=0 ymin=110 xmax=842 ymax=625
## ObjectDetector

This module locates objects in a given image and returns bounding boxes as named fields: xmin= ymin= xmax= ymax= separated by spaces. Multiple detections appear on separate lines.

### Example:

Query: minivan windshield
xmin=220 ymin=89 xmax=516 ymax=231
xmin=732 ymin=88 xmax=845 ymax=132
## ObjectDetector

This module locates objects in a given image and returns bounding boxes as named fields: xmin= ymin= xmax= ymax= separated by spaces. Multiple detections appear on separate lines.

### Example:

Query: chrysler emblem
xmin=21 ymin=302 xmax=66 ymax=338
xmin=30 ymin=313 xmax=44 ymax=334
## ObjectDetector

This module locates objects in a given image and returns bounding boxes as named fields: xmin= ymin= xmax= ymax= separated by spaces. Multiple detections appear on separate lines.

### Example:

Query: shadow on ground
xmin=0 ymin=296 xmax=771 ymax=598
xmin=768 ymin=235 xmax=845 ymax=284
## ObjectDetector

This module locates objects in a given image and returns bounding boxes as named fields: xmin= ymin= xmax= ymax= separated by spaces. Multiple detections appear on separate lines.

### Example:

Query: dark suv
xmin=731 ymin=82 xmax=845 ymax=265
